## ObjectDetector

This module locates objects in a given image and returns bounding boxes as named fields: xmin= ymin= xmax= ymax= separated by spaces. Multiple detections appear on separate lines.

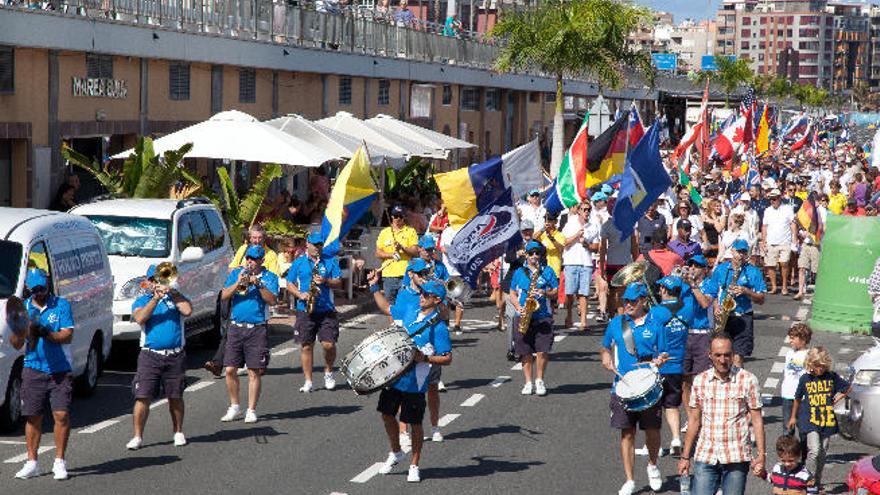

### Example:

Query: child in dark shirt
xmin=759 ymin=435 xmax=817 ymax=494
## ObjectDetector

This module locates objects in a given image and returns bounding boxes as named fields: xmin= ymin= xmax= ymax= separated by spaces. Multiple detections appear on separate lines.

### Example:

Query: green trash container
xmin=810 ymin=215 xmax=880 ymax=334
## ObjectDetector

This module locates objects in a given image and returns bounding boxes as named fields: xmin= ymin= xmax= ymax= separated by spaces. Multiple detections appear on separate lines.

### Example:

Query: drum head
xmin=616 ymin=368 xmax=658 ymax=399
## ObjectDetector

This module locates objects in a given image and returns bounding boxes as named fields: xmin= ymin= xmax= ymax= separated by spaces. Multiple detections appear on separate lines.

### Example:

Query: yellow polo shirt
xmin=828 ymin=193 xmax=847 ymax=215
xmin=376 ymin=225 xmax=418 ymax=278
xmin=536 ymin=229 xmax=566 ymax=276
xmin=229 ymin=244 xmax=281 ymax=276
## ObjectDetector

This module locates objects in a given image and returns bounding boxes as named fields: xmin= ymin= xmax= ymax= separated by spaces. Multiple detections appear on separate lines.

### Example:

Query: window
xmin=377 ymin=79 xmax=390 ymax=106
xmin=86 ymin=53 xmax=113 ymax=79
xmin=27 ymin=242 xmax=53 ymax=296
xmin=529 ymin=92 xmax=540 ymax=103
xmin=410 ymin=84 xmax=432 ymax=118
xmin=0 ymin=140 xmax=9 ymax=206
xmin=203 ymin=210 xmax=227 ymax=250
xmin=187 ymin=212 xmax=213 ymax=251
xmin=442 ymin=85 xmax=452 ymax=105
xmin=485 ymin=88 xmax=501 ymax=111
xmin=741 ymin=29 xmax=751 ymax=37
xmin=0 ymin=46 xmax=12 ymax=94
xmin=460 ymin=87 xmax=480 ymax=111
xmin=86 ymin=216 xmax=171 ymax=258
xmin=0 ymin=240 xmax=22 ymax=298
xmin=338 ymin=77 xmax=352 ymax=105
xmin=239 ymin=68 xmax=256 ymax=103
xmin=169 ymin=62 xmax=190 ymax=101
xmin=545 ymin=92 xmax=556 ymax=103
xmin=177 ymin=215 xmax=195 ymax=251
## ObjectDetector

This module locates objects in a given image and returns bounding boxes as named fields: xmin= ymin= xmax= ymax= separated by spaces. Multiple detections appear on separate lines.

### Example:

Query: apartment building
xmin=668 ymin=20 xmax=717 ymax=71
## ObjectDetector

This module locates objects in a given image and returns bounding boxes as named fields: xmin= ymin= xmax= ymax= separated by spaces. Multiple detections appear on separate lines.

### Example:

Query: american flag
xmin=740 ymin=87 xmax=756 ymax=114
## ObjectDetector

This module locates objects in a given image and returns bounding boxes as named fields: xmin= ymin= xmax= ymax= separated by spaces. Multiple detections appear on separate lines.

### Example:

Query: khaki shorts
xmin=764 ymin=244 xmax=792 ymax=266
xmin=798 ymin=244 xmax=820 ymax=272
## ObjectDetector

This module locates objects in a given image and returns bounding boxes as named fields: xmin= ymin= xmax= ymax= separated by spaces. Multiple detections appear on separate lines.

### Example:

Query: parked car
xmin=835 ymin=337 xmax=880 ymax=447
xmin=847 ymin=454 xmax=880 ymax=495
xmin=70 ymin=198 xmax=232 ymax=344
xmin=0 ymin=208 xmax=114 ymax=430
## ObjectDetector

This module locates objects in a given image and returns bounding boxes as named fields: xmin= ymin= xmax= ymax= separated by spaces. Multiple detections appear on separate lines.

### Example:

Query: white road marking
xmin=554 ymin=335 xmax=567 ymax=343
xmin=761 ymin=394 xmax=775 ymax=406
xmin=350 ymin=463 xmax=383 ymax=483
xmin=79 ymin=419 xmax=120 ymax=434
xmin=4 ymin=446 xmax=53 ymax=464
xmin=438 ymin=414 xmax=460 ymax=427
xmin=272 ymin=347 xmax=296 ymax=356
xmin=781 ymin=315 xmax=791 ymax=321
xmin=342 ymin=313 xmax=377 ymax=329
xmin=460 ymin=393 xmax=485 ymax=407
xmin=795 ymin=307 xmax=809 ymax=320
xmin=763 ymin=377 xmax=779 ymax=389
xmin=329 ymin=492 xmax=349 ymax=495
xmin=150 ymin=398 xmax=169 ymax=410
xmin=490 ymin=376 xmax=511 ymax=388
xmin=0 ymin=440 xmax=25 ymax=445
xmin=770 ymin=362 xmax=786 ymax=374
xmin=840 ymin=347 xmax=853 ymax=354
xmin=511 ymin=363 xmax=523 ymax=371
xmin=186 ymin=381 xmax=215 ymax=393
xmin=778 ymin=346 xmax=792 ymax=357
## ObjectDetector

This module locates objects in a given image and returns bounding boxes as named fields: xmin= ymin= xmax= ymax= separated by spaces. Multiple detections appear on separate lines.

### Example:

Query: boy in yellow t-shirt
xmin=535 ymin=215 xmax=565 ymax=276
xmin=374 ymin=205 xmax=419 ymax=302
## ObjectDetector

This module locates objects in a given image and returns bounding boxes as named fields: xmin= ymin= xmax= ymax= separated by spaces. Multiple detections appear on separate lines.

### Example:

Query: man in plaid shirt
xmin=678 ymin=333 xmax=767 ymax=495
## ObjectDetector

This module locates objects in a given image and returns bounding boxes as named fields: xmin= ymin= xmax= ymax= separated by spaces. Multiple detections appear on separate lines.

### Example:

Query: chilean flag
xmin=712 ymin=114 xmax=750 ymax=162
xmin=628 ymin=102 xmax=645 ymax=148
xmin=790 ymin=121 xmax=813 ymax=151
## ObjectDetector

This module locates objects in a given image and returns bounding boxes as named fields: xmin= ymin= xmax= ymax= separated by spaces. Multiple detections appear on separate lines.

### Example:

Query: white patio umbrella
xmin=365 ymin=114 xmax=476 ymax=157
xmin=112 ymin=110 xmax=338 ymax=168
xmin=264 ymin=114 xmax=407 ymax=169
xmin=316 ymin=112 xmax=439 ymax=160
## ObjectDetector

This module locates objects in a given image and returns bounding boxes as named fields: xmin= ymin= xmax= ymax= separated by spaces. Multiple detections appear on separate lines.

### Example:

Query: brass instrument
xmin=610 ymin=260 xmax=659 ymax=306
xmin=236 ymin=268 xmax=254 ymax=295
xmin=715 ymin=263 xmax=742 ymax=332
xmin=517 ymin=267 xmax=542 ymax=335
xmin=445 ymin=276 xmax=469 ymax=307
xmin=306 ymin=256 xmax=321 ymax=313
xmin=153 ymin=262 xmax=178 ymax=292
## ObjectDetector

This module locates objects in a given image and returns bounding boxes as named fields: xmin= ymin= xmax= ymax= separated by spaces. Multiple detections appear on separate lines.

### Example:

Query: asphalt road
xmin=0 ymin=293 xmax=875 ymax=494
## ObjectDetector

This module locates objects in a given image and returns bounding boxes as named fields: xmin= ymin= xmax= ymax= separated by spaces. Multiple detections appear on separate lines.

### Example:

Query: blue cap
xmin=245 ymin=244 xmax=266 ymax=259
xmin=732 ymin=239 xmax=750 ymax=252
xmin=591 ymin=191 xmax=608 ymax=202
xmin=525 ymin=240 xmax=544 ymax=253
xmin=688 ymin=254 xmax=708 ymax=267
xmin=601 ymin=184 xmax=614 ymax=195
xmin=25 ymin=269 xmax=48 ymax=290
xmin=307 ymin=231 xmax=324 ymax=245
xmin=657 ymin=276 xmax=682 ymax=291
xmin=407 ymin=258 xmax=429 ymax=273
xmin=623 ymin=282 xmax=648 ymax=301
xmin=146 ymin=264 xmax=157 ymax=279
xmin=528 ymin=189 xmax=540 ymax=196
xmin=420 ymin=280 xmax=447 ymax=301
xmin=418 ymin=235 xmax=436 ymax=249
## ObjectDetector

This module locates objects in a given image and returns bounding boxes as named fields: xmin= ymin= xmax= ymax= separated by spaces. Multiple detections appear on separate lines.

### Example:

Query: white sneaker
xmin=15 ymin=460 xmax=40 ymax=479
xmin=431 ymin=427 xmax=443 ymax=442
xmin=669 ymin=438 xmax=682 ymax=456
xmin=220 ymin=404 xmax=241 ymax=422
xmin=126 ymin=436 xmax=143 ymax=450
xmin=52 ymin=458 xmax=68 ymax=480
xmin=399 ymin=432 xmax=412 ymax=450
xmin=378 ymin=451 xmax=405 ymax=474
xmin=535 ymin=379 xmax=547 ymax=396
xmin=681 ymin=421 xmax=689 ymax=433
xmin=521 ymin=382 xmax=534 ymax=395
xmin=237 ymin=366 xmax=248 ymax=376
xmin=173 ymin=432 xmax=187 ymax=447
xmin=635 ymin=444 xmax=649 ymax=456
xmin=299 ymin=381 xmax=314 ymax=393
xmin=437 ymin=380 xmax=446 ymax=392
xmin=407 ymin=464 xmax=421 ymax=482
xmin=244 ymin=409 xmax=258 ymax=423
xmin=618 ymin=479 xmax=635 ymax=495
xmin=324 ymin=372 xmax=336 ymax=391
xmin=647 ymin=463 xmax=662 ymax=491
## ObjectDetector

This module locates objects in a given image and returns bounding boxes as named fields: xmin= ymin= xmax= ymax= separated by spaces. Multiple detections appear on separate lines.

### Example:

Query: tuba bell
xmin=445 ymin=276 xmax=469 ymax=306
xmin=610 ymin=260 xmax=648 ymax=288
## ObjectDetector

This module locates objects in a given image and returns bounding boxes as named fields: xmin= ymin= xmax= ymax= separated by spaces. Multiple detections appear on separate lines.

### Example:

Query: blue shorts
xmin=563 ymin=265 xmax=593 ymax=296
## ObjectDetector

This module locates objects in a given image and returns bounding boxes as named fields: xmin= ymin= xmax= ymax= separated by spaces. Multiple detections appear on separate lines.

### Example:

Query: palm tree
xmin=216 ymin=163 xmax=283 ymax=248
xmin=713 ymin=56 xmax=753 ymax=105
xmin=490 ymin=0 xmax=654 ymax=177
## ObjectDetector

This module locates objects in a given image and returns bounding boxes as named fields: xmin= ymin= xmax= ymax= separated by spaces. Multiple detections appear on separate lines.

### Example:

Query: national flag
xmin=698 ymin=81 xmax=711 ymax=169
xmin=671 ymin=121 xmax=703 ymax=165
xmin=782 ymin=113 xmax=809 ymax=141
xmin=447 ymin=187 xmax=522 ymax=288
xmin=500 ymin=139 xmax=544 ymax=201
xmin=553 ymin=113 xmax=590 ymax=210
xmin=678 ymin=166 xmax=703 ymax=206
xmin=745 ymin=153 xmax=761 ymax=189
xmin=320 ymin=146 xmax=378 ymax=257
xmin=628 ymin=102 xmax=645 ymax=148
xmin=612 ymin=125 xmax=673 ymax=241
xmin=712 ymin=114 xmax=750 ymax=162
xmin=810 ymin=127 xmax=820 ymax=158
xmin=790 ymin=121 xmax=813 ymax=151
xmin=585 ymin=114 xmax=629 ymax=188
xmin=740 ymin=87 xmax=756 ymax=116
xmin=756 ymin=105 xmax=770 ymax=154
xmin=796 ymin=192 xmax=824 ymax=244
xmin=434 ymin=156 xmax=505 ymax=229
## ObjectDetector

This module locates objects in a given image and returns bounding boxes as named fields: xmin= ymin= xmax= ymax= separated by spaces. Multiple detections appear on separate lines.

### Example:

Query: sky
xmin=633 ymin=0 xmax=722 ymax=22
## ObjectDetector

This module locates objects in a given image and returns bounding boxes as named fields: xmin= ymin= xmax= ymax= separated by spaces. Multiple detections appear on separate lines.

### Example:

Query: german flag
xmin=585 ymin=114 xmax=629 ymax=188
xmin=796 ymin=192 xmax=824 ymax=244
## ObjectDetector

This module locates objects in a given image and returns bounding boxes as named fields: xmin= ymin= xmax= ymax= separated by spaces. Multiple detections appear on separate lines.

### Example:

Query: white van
xmin=0 ymin=208 xmax=114 ymax=430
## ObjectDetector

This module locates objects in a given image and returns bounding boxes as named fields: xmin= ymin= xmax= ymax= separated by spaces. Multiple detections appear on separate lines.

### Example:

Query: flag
xmin=612 ymin=125 xmax=672 ymax=241
xmin=712 ymin=114 xmax=750 ymax=162
xmin=447 ymin=188 xmax=522 ymax=288
xmin=320 ymin=146 xmax=378 ymax=257
xmin=671 ymin=121 xmax=703 ymax=166
xmin=698 ymin=81 xmax=711 ymax=169
xmin=585 ymin=114 xmax=629 ymax=188
xmin=554 ymin=113 xmax=590 ymax=209
xmin=782 ymin=113 xmax=809 ymax=141
xmin=796 ymin=192 xmax=824 ymax=244
xmin=434 ymin=156 xmax=505 ymax=229
xmin=628 ymin=102 xmax=645 ymax=148
xmin=740 ymin=87 xmax=756 ymax=116
xmin=756 ymin=105 xmax=770 ymax=154
xmin=745 ymin=153 xmax=761 ymax=189
xmin=810 ymin=127 xmax=820 ymax=158
xmin=678 ymin=166 xmax=703 ymax=206
xmin=500 ymin=139 xmax=544 ymax=201
xmin=790 ymin=121 xmax=813 ymax=151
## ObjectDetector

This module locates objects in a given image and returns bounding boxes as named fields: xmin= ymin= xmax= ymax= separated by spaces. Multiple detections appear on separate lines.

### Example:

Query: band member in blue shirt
xmin=680 ymin=254 xmax=719 ymax=418
xmin=711 ymin=239 xmax=766 ymax=367
xmin=374 ymin=280 xmax=452 ymax=483
xmin=219 ymin=245 xmax=279 ymax=424
xmin=402 ymin=235 xmax=449 ymax=285
xmin=287 ymin=232 xmax=342 ymax=393
xmin=10 ymin=269 xmax=75 ymax=480
xmin=127 ymin=264 xmax=193 ymax=451
xmin=509 ymin=241 xmax=559 ymax=397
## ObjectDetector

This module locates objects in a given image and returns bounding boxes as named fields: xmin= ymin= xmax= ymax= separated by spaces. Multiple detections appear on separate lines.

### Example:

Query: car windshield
xmin=86 ymin=215 xmax=171 ymax=258
xmin=0 ymin=240 xmax=23 ymax=298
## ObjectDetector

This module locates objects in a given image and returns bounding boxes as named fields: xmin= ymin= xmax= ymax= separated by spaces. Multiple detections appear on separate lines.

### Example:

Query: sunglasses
xmin=30 ymin=285 xmax=48 ymax=294
xmin=245 ymin=256 xmax=263 ymax=261
xmin=391 ymin=214 xmax=404 ymax=219
xmin=527 ymin=251 xmax=541 ymax=256
xmin=414 ymin=270 xmax=431 ymax=277
xmin=419 ymin=292 xmax=438 ymax=299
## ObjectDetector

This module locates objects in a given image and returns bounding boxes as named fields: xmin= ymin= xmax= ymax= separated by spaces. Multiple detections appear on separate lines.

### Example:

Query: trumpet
xmin=236 ymin=268 xmax=255 ymax=295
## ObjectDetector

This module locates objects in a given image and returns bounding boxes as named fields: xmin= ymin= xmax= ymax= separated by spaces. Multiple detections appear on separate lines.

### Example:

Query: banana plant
xmin=216 ymin=163 xmax=283 ymax=248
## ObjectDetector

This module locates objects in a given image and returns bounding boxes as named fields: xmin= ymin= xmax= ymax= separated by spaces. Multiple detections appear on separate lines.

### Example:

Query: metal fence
xmin=0 ymin=0 xmax=502 ymax=70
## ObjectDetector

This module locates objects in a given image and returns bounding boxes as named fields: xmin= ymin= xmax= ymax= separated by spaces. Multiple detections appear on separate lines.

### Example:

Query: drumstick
xmin=612 ymin=368 xmax=632 ymax=387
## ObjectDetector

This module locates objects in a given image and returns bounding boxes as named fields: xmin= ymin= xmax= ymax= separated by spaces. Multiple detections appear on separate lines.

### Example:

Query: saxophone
xmin=306 ymin=257 xmax=321 ymax=313
xmin=517 ymin=267 xmax=542 ymax=335
xmin=715 ymin=263 xmax=742 ymax=333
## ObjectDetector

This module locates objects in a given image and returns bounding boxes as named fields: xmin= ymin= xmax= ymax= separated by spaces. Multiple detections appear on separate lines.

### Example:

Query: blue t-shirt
xmin=402 ymin=261 xmax=449 ymax=286
xmin=794 ymin=371 xmax=850 ymax=438
xmin=391 ymin=309 xmax=452 ymax=394
xmin=712 ymin=262 xmax=766 ymax=314
xmin=24 ymin=295 xmax=74 ymax=374
xmin=224 ymin=267 xmax=280 ymax=324
xmin=511 ymin=265 xmax=559 ymax=320
xmin=686 ymin=277 xmax=719 ymax=330
xmin=286 ymin=255 xmax=341 ymax=313
xmin=654 ymin=300 xmax=693 ymax=375
xmin=132 ymin=293 xmax=184 ymax=350
xmin=390 ymin=284 xmax=421 ymax=326
xmin=602 ymin=313 xmax=662 ymax=393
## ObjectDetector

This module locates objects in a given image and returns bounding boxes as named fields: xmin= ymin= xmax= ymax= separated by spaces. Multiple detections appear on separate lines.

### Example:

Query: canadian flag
xmin=712 ymin=114 xmax=749 ymax=162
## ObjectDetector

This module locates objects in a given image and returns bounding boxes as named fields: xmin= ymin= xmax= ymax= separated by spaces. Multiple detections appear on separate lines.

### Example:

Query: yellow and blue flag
xmin=433 ymin=157 xmax=505 ymax=229
xmin=320 ymin=146 xmax=378 ymax=257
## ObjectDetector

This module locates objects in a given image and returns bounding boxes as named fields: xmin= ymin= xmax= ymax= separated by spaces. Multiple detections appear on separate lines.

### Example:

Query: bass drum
xmin=340 ymin=326 xmax=415 ymax=395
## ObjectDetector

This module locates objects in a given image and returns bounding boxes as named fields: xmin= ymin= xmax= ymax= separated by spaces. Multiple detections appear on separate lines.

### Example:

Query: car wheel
xmin=75 ymin=339 xmax=102 ymax=397
xmin=0 ymin=362 xmax=23 ymax=432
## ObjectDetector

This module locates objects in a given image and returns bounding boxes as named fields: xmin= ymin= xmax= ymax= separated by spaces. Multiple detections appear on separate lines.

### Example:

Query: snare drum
xmin=616 ymin=366 xmax=664 ymax=412
xmin=340 ymin=326 xmax=415 ymax=395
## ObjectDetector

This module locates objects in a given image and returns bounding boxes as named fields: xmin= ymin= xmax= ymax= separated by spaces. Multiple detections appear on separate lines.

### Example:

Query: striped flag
xmin=677 ymin=165 xmax=702 ymax=206
xmin=554 ymin=112 xmax=590 ymax=208
xmin=796 ymin=192 xmax=824 ymax=244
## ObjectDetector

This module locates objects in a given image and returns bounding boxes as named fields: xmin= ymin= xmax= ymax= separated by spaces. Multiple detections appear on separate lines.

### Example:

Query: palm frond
xmin=239 ymin=163 xmax=282 ymax=229
xmin=62 ymin=144 xmax=123 ymax=194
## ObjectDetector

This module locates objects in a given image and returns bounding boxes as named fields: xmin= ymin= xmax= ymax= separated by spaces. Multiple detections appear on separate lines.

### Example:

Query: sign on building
xmin=71 ymin=77 xmax=128 ymax=99
xmin=700 ymin=55 xmax=735 ymax=71
xmin=651 ymin=53 xmax=678 ymax=71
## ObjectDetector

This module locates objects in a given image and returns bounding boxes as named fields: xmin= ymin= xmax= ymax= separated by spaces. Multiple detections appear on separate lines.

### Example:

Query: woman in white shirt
xmin=715 ymin=212 xmax=754 ymax=266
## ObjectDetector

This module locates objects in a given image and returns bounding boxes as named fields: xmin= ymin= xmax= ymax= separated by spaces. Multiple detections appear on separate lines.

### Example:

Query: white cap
xmin=739 ymin=192 xmax=751 ymax=201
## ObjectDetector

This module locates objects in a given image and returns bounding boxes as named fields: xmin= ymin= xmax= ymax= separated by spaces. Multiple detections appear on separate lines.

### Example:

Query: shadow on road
xmin=420 ymin=456 xmax=544 ymax=479
xmin=551 ymin=382 xmax=610 ymax=395
xmin=259 ymin=405 xmax=362 ymax=421
xmin=551 ymin=350 xmax=598 ymax=363
xmin=70 ymin=454 xmax=181 ymax=477
xmin=187 ymin=425 xmax=287 ymax=444
xmin=444 ymin=424 xmax=542 ymax=441
xmin=443 ymin=378 xmax=496 ymax=390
